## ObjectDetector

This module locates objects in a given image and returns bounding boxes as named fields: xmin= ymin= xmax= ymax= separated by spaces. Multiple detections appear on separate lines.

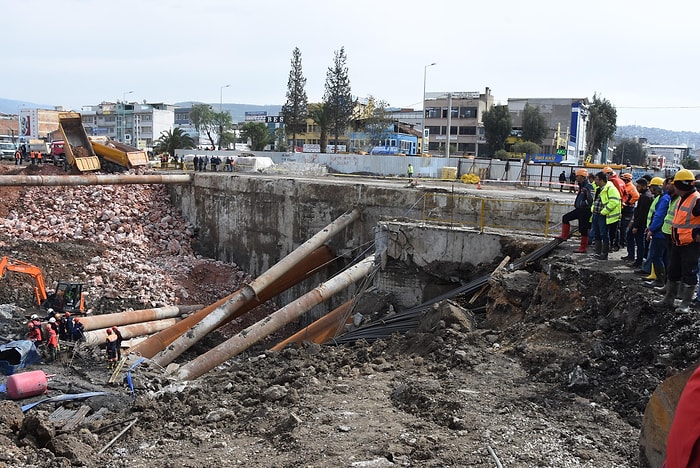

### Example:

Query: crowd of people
xmin=557 ymin=166 xmax=700 ymax=314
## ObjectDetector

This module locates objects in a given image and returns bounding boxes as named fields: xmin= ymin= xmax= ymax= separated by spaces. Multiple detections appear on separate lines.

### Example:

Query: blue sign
xmin=530 ymin=153 xmax=563 ymax=163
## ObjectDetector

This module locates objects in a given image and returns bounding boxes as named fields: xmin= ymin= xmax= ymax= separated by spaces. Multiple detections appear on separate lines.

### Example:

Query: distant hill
xmin=615 ymin=125 xmax=700 ymax=149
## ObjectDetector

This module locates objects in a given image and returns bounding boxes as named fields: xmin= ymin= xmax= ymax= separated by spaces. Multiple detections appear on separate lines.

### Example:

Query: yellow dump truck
xmin=57 ymin=112 xmax=101 ymax=172
xmin=89 ymin=136 xmax=149 ymax=171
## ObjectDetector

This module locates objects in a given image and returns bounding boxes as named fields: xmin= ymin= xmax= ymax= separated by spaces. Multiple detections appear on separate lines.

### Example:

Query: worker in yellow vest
xmin=590 ymin=171 xmax=621 ymax=260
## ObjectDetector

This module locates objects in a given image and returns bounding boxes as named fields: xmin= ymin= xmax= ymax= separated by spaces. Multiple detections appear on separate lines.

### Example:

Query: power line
xmin=617 ymin=106 xmax=700 ymax=109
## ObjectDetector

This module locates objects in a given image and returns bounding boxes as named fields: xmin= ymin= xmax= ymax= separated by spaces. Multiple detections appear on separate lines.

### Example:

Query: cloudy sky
xmin=4 ymin=0 xmax=699 ymax=131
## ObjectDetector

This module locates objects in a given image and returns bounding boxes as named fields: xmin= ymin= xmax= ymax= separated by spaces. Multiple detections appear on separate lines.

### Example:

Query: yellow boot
xmin=643 ymin=265 xmax=656 ymax=281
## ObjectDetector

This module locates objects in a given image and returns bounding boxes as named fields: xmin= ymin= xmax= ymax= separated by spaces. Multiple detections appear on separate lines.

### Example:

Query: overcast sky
xmin=4 ymin=0 xmax=699 ymax=132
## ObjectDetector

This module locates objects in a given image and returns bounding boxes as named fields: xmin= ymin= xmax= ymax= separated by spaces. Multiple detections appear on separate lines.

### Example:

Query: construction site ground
xmin=0 ymin=162 xmax=693 ymax=467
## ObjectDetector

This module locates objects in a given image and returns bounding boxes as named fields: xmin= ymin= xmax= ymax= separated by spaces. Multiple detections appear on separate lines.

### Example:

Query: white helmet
xmin=47 ymin=308 xmax=54 ymax=314
xmin=48 ymin=317 xmax=56 ymax=323
xmin=30 ymin=314 xmax=38 ymax=320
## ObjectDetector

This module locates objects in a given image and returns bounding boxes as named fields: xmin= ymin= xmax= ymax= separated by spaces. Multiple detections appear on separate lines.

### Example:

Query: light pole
xmin=219 ymin=84 xmax=231 ymax=150
xmin=122 ymin=90 xmax=133 ymax=143
xmin=422 ymin=63 xmax=436 ymax=154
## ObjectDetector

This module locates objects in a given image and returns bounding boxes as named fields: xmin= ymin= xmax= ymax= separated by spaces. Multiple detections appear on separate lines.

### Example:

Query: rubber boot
xmin=645 ymin=265 xmax=665 ymax=288
xmin=643 ymin=265 xmax=657 ymax=281
xmin=675 ymin=283 xmax=697 ymax=313
xmin=654 ymin=281 xmax=680 ymax=307
xmin=556 ymin=223 xmax=571 ymax=240
xmin=574 ymin=236 xmax=588 ymax=254
xmin=590 ymin=240 xmax=602 ymax=259
xmin=598 ymin=241 xmax=609 ymax=260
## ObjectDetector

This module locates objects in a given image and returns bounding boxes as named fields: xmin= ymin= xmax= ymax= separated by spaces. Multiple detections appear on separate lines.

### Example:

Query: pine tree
xmin=280 ymin=47 xmax=308 ymax=153
xmin=323 ymin=47 xmax=354 ymax=153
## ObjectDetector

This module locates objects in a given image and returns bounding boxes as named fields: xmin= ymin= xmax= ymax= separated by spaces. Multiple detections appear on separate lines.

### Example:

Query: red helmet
xmin=106 ymin=328 xmax=112 ymax=335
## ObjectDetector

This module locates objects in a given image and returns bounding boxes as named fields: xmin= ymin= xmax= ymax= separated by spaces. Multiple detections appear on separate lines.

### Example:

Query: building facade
xmin=81 ymin=102 xmax=175 ymax=150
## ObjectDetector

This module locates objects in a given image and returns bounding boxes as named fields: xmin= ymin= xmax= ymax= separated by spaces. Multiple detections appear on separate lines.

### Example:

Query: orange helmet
xmin=603 ymin=166 xmax=613 ymax=174
xmin=576 ymin=168 xmax=588 ymax=177
xmin=620 ymin=173 xmax=633 ymax=181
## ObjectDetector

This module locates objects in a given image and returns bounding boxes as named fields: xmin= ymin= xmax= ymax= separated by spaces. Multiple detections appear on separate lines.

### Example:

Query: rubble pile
xmin=0 ymin=164 xmax=249 ymax=311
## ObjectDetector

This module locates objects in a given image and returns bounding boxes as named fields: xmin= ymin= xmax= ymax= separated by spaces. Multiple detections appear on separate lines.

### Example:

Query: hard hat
xmin=650 ymin=177 xmax=664 ymax=187
xmin=30 ymin=314 xmax=38 ymax=320
xmin=48 ymin=317 xmax=56 ymax=323
xmin=674 ymin=169 xmax=695 ymax=182
xmin=620 ymin=173 xmax=633 ymax=181
xmin=576 ymin=168 xmax=588 ymax=177
xmin=603 ymin=166 xmax=613 ymax=174
xmin=106 ymin=328 xmax=112 ymax=334
xmin=47 ymin=308 xmax=54 ymax=314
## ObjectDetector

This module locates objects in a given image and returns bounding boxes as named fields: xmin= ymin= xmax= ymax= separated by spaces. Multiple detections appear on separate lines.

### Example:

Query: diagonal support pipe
xmin=177 ymin=255 xmax=376 ymax=381
xmin=77 ymin=305 xmax=201 ymax=331
xmin=152 ymin=208 xmax=362 ymax=367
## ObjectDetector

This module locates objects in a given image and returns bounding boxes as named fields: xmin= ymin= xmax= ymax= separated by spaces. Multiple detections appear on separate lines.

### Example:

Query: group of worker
xmin=25 ymin=309 xmax=86 ymax=362
xmin=557 ymin=166 xmax=700 ymax=314
xmin=12 ymin=148 xmax=45 ymax=165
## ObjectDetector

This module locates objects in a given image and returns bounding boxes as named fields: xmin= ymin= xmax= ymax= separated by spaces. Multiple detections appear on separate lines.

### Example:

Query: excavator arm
xmin=0 ymin=256 xmax=49 ymax=307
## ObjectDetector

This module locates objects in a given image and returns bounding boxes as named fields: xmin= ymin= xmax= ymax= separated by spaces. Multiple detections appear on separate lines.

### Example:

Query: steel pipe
xmin=177 ymin=255 xmax=376 ymax=381
xmin=0 ymin=174 xmax=193 ymax=186
xmin=76 ymin=305 xmax=201 ymax=331
xmin=270 ymin=299 xmax=354 ymax=351
xmin=153 ymin=208 xmax=361 ymax=367
xmin=82 ymin=318 xmax=181 ymax=347
xmin=131 ymin=246 xmax=335 ymax=359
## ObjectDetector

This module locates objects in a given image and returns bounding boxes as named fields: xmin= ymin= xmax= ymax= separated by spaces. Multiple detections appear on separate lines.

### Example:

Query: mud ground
xmin=0 ymin=162 xmax=694 ymax=467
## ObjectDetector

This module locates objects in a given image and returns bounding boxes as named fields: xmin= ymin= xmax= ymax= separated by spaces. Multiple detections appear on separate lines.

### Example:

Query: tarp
xmin=0 ymin=340 xmax=42 ymax=375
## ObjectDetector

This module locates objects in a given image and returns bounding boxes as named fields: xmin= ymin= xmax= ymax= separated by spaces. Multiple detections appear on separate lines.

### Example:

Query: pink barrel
xmin=6 ymin=370 xmax=48 ymax=400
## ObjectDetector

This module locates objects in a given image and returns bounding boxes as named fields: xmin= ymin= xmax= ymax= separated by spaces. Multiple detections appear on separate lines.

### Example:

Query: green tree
xmin=281 ymin=47 xmax=308 ymax=153
xmin=612 ymin=139 xmax=646 ymax=165
xmin=309 ymin=103 xmax=330 ymax=153
xmin=586 ymin=94 xmax=617 ymax=159
xmin=273 ymin=128 xmax=289 ymax=152
xmin=521 ymin=104 xmax=548 ymax=145
xmin=512 ymin=141 xmax=541 ymax=156
xmin=323 ymin=47 xmax=354 ymax=152
xmin=190 ymin=104 xmax=218 ymax=148
xmin=154 ymin=127 xmax=195 ymax=156
xmin=240 ymin=122 xmax=273 ymax=151
xmin=482 ymin=105 xmax=512 ymax=155
xmin=682 ymin=157 xmax=700 ymax=170
xmin=353 ymin=96 xmax=393 ymax=153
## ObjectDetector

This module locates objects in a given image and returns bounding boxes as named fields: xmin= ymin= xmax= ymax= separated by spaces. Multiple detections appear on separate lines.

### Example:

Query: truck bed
xmin=58 ymin=112 xmax=100 ymax=172
xmin=91 ymin=140 xmax=149 ymax=169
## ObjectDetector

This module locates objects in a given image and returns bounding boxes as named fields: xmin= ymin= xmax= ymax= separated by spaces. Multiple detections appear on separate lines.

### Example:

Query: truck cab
xmin=49 ymin=140 xmax=66 ymax=165
xmin=0 ymin=142 xmax=16 ymax=160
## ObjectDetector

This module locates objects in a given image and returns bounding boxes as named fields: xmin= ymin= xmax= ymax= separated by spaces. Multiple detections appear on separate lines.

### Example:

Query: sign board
xmin=245 ymin=111 xmax=267 ymax=122
xmin=529 ymin=153 xmax=563 ymax=163
xmin=265 ymin=116 xmax=284 ymax=124
xmin=19 ymin=108 xmax=38 ymax=139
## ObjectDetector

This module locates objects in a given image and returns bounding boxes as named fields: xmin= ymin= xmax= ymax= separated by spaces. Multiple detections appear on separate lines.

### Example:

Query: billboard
xmin=245 ymin=111 xmax=267 ymax=122
xmin=19 ymin=108 xmax=39 ymax=139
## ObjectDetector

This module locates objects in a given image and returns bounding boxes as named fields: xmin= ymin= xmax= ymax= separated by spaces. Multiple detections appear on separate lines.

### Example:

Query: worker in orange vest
xmin=46 ymin=322 xmax=59 ymax=362
xmin=37 ymin=151 xmax=43 ymax=164
xmin=29 ymin=150 xmax=35 ymax=165
xmin=105 ymin=328 xmax=118 ymax=368
xmin=14 ymin=149 xmax=21 ymax=166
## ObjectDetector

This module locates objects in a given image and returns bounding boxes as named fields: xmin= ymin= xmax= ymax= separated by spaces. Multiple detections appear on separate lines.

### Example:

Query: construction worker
xmin=64 ymin=312 xmax=75 ymax=340
xmin=656 ymin=169 xmax=700 ymax=313
xmin=642 ymin=177 xmax=671 ymax=277
xmin=46 ymin=323 xmax=59 ymax=362
xmin=111 ymin=326 xmax=123 ymax=360
xmin=14 ymin=149 xmax=22 ymax=166
xmin=37 ymin=150 xmax=43 ymax=164
xmin=590 ymin=171 xmax=621 ymax=260
xmin=624 ymin=178 xmax=654 ymax=268
xmin=29 ymin=150 xmax=35 ymax=165
xmin=72 ymin=318 xmax=85 ymax=342
xmin=105 ymin=328 xmax=118 ymax=368
xmin=556 ymin=168 xmax=594 ymax=253
xmin=603 ymin=167 xmax=627 ymax=250
xmin=619 ymin=172 xmax=639 ymax=249
xmin=27 ymin=320 xmax=42 ymax=343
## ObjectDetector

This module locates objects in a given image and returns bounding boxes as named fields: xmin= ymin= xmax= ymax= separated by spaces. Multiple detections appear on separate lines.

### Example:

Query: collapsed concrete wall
xmin=168 ymin=174 xmax=568 ymax=314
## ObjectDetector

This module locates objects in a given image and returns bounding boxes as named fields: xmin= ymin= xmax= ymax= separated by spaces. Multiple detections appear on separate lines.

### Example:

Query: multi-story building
xmin=422 ymin=87 xmax=494 ymax=157
xmin=508 ymin=97 xmax=589 ymax=161
xmin=81 ymin=102 xmax=175 ymax=150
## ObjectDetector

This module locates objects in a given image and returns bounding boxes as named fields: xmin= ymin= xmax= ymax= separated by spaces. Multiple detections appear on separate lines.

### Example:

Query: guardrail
xmin=410 ymin=192 xmax=570 ymax=237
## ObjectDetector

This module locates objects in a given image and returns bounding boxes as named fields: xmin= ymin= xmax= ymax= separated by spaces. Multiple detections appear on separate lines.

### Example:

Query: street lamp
xmin=219 ymin=84 xmax=231 ymax=150
xmin=422 ymin=63 xmax=436 ymax=154
xmin=122 ymin=90 xmax=133 ymax=143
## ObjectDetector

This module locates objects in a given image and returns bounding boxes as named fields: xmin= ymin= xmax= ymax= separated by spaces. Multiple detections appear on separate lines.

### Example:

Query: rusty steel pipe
xmin=270 ymin=299 xmax=354 ymax=351
xmin=131 ymin=246 xmax=335 ymax=359
xmin=82 ymin=318 xmax=181 ymax=347
xmin=177 ymin=255 xmax=376 ymax=381
xmin=76 ymin=305 xmax=201 ymax=331
xmin=154 ymin=208 xmax=361 ymax=367
xmin=0 ymin=174 xmax=193 ymax=186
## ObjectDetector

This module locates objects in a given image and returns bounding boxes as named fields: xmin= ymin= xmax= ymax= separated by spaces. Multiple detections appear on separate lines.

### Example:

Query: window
xmin=458 ymin=143 xmax=476 ymax=152
xmin=426 ymin=107 xmax=441 ymax=119
xmin=458 ymin=107 xmax=477 ymax=118
xmin=458 ymin=126 xmax=477 ymax=135
xmin=426 ymin=126 xmax=440 ymax=136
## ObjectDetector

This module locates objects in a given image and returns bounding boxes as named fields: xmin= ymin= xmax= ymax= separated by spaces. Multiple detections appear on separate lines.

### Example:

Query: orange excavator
xmin=0 ymin=256 xmax=86 ymax=314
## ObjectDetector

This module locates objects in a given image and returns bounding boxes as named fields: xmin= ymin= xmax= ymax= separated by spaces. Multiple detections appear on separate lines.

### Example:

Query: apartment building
xmin=81 ymin=102 xmax=175 ymax=150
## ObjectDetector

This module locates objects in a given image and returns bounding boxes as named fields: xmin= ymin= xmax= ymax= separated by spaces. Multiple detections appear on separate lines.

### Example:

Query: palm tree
xmin=155 ymin=128 xmax=196 ymax=157
xmin=309 ymin=103 xmax=330 ymax=153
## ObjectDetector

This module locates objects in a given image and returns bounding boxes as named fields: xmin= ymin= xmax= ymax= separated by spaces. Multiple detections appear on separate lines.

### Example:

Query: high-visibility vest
xmin=37 ymin=151 xmax=42 ymax=160
xmin=30 ymin=151 xmax=35 ymax=159
xmin=662 ymin=196 xmax=679 ymax=235
xmin=592 ymin=181 xmax=621 ymax=224
xmin=672 ymin=191 xmax=700 ymax=246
